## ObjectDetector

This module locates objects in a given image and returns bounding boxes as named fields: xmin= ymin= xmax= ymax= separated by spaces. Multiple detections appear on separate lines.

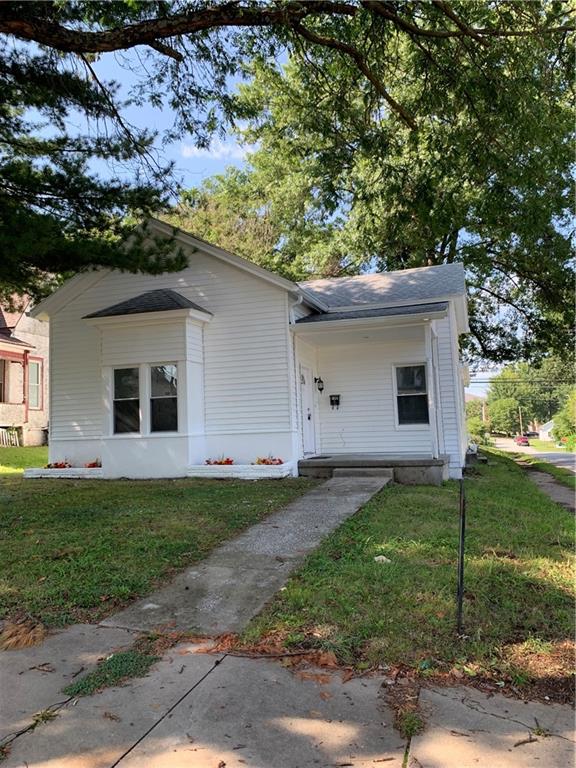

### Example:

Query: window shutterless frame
xmin=28 ymin=358 xmax=42 ymax=410
xmin=150 ymin=363 xmax=178 ymax=432
xmin=392 ymin=362 xmax=430 ymax=428
xmin=112 ymin=367 xmax=141 ymax=433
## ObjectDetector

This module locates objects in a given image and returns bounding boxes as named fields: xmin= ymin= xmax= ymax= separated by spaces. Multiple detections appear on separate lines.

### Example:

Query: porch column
xmin=425 ymin=324 xmax=439 ymax=459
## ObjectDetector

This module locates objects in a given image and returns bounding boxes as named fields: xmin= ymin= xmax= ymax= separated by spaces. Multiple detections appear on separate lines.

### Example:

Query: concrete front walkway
xmin=1 ymin=476 xmax=389 ymax=752
xmin=101 ymin=476 xmax=390 ymax=634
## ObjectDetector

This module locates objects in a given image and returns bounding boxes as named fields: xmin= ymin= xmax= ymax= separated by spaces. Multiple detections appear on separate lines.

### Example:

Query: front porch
xmin=298 ymin=453 xmax=449 ymax=485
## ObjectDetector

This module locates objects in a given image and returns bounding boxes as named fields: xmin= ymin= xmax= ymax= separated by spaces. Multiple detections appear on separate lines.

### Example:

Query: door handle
xmin=307 ymin=409 xmax=311 ymax=421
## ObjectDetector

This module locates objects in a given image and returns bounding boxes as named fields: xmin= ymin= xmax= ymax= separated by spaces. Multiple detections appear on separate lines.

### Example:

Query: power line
xmin=469 ymin=379 xmax=574 ymax=384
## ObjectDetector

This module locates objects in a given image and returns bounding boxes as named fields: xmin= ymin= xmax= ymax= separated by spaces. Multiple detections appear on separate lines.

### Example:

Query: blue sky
xmin=92 ymin=52 xmax=249 ymax=191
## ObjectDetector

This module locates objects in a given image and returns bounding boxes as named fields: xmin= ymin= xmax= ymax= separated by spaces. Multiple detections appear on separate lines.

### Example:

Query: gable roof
xmin=539 ymin=420 xmax=554 ymax=431
xmin=30 ymin=220 xmax=468 ymax=333
xmin=0 ymin=295 xmax=30 ymax=331
xmin=298 ymin=263 xmax=465 ymax=309
xmin=83 ymin=289 xmax=211 ymax=319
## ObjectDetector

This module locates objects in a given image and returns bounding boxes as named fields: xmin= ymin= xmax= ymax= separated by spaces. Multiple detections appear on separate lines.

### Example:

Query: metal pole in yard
xmin=456 ymin=477 xmax=466 ymax=636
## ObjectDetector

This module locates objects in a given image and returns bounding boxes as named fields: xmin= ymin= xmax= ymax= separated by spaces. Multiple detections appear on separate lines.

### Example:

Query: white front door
xmin=300 ymin=365 xmax=316 ymax=455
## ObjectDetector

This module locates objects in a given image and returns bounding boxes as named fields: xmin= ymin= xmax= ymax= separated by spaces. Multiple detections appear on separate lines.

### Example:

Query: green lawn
xmin=0 ymin=447 xmax=314 ymax=626
xmin=527 ymin=438 xmax=571 ymax=452
xmin=0 ymin=445 xmax=48 ymax=474
xmin=244 ymin=451 xmax=574 ymax=693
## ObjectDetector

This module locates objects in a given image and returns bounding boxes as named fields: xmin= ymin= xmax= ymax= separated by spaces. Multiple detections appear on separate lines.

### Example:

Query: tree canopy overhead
xmin=1 ymin=1 xmax=574 ymax=362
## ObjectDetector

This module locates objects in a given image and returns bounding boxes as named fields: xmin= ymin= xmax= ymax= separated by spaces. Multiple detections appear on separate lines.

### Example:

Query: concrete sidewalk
xmin=2 ymin=642 xmax=573 ymax=767
xmin=101 ymin=476 xmax=390 ymax=634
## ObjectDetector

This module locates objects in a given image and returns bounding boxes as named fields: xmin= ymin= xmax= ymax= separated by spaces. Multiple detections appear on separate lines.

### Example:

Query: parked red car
xmin=514 ymin=435 xmax=530 ymax=446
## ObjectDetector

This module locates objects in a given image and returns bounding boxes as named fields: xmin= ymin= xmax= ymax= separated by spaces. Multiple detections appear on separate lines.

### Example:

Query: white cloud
xmin=180 ymin=138 xmax=251 ymax=161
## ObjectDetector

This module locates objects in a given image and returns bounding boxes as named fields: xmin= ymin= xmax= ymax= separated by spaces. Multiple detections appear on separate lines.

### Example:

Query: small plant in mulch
xmin=84 ymin=459 xmax=101 ymax=468
xmin=205 ymin=456 xmax=234 ymax=465
xmin=45 ymin=461 xmax=71 ymax=469
xmin=254 ymin=456 xmax=284 ymax=465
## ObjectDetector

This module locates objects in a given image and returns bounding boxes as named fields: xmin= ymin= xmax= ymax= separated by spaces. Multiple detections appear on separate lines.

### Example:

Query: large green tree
xmin=488 ymin=355 xmax=575 ymax=424
xmin=171 ymin=8 xmax=574 ymax=361
xmin=1 ymin=1 xmax=573 ymax=363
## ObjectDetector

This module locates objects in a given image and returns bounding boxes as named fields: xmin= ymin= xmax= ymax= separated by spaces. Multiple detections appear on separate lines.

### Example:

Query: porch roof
xmin=295 ymin=301 xmax=448 ymax=325
xmin=0 ymin=331 xmax=35 ymax=350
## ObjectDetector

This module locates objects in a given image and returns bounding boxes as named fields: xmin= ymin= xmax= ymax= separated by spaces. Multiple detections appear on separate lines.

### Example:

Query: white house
xmin=539 ymin=420 xmax=555 ymax=441
xmin=29 ymin=219 xmax=470 ymax=483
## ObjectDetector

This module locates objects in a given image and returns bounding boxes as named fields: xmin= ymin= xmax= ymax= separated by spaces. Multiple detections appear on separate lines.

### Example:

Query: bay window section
xmin=113 ymin=367 xmax=140 ymax=433
xmin=150 ymin=364 xmax=178 ymax=432
xmin=396 ymin=364 xmax=429 ymax=425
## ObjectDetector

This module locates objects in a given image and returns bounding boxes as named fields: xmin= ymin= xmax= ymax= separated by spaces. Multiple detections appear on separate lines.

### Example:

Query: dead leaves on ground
xmin=197 ymin=632 xmax=358 ymax=683
xmin=0 ymin=619 xmax=46 ymax=650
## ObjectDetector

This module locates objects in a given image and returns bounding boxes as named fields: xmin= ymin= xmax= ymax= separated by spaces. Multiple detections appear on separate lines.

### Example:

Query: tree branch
xmin=0 ymin=3 xmax=357 ymax=53
xmin=431 ymin=1 xmax=489 ymax=45
xmin=0 ymin=1 xmax=571 ymax=57
xmin=291 ymin=20 xmax=417 ymax=130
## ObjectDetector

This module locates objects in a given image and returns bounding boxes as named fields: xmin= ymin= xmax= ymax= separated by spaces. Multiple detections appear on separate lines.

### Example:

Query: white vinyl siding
xmin=47 ymin=246 xmax=292 ymax=443
xmin=101 ymin=323 xmax=186 ymax=366
xmin=316 ymin=339 xmax=433 ymax=454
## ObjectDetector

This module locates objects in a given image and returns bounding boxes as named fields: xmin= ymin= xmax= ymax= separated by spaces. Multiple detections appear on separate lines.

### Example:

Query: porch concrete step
xmin=332 ymin=468 xmax=393 ymax=479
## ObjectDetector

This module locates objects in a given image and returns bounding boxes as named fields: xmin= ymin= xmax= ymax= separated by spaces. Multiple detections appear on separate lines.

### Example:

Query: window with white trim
xmin=395 ymin=364 xmax=429 ymax=425
xmin=28 ymin=360 xmax=41 ymax=409
xmin=150 ymin=364 xmax=178 ymax=432
xmin=0 ymin=360 xmax=6 ymax=402
xmin=113 ymin=367 xmax=140 ymax=433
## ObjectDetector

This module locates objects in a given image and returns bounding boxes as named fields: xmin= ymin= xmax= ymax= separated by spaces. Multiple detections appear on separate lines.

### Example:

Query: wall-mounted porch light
xmin=314 ymin=376 xmax=324 ymax=393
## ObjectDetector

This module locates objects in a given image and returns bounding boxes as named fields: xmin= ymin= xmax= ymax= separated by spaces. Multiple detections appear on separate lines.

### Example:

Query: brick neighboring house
xmin=0 ymin=296 xmax=49 ymax=446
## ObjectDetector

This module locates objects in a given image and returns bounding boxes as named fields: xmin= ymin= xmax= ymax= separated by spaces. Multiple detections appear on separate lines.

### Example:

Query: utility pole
xmin=518 ymin=406 xmax=524 ymax=435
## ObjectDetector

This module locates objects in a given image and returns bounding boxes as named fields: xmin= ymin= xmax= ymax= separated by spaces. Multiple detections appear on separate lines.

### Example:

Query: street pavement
xmin=493 ymin=437 xmax=576 ymax=475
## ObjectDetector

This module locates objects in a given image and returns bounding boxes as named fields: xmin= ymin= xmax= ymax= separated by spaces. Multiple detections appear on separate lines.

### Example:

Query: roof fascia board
xmin=29 ymin=270 xmax=108 ymax=321
xmin=84 ymin=307 xmax=212 ymax=327
xmin=292 ymin=310 xmax=446 ymax=335
xmin=0 ymin=338 xmax=36 ymax=351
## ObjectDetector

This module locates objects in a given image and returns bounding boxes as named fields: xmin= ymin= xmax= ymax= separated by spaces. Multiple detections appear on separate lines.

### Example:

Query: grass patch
xmin=0 ymin=456 xmax=315 ymax=625
xmin=0 ymin=446 xmax=48 ymax=474
xmin=63 ymin=649 xmax=159 ymax=696
xmin=527 ymin=439 xmax=574 ymax=453
xmin=244 ymin=452 xmax=574 ymax=697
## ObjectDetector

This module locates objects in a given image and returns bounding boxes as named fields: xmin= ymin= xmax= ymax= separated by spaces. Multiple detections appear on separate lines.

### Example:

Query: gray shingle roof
xmin=298 ymin=263 xmax=465 ymax=308
xmin=84 ymin=289 xmax=211 ymax=319
xmin=296 ymin=302 xmax=448 ymax=324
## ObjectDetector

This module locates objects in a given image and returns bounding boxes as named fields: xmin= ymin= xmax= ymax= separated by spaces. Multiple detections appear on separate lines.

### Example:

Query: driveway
xmin=493 ymin=437 xmax=576 ymax=475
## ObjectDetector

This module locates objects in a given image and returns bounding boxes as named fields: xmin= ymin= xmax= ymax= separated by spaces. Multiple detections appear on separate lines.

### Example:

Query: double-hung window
xmin=28 ymin=360 xmax=42 ymax=409
xmin=150 ymin=364 xmax=178 ymax=432
xmin=395 ymin=364 xmax=429 ymax=425
xmin=113 ymin=367 xmax=140 ymax=433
